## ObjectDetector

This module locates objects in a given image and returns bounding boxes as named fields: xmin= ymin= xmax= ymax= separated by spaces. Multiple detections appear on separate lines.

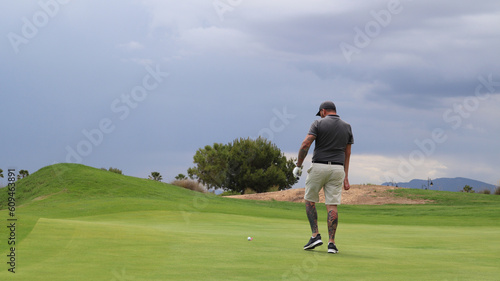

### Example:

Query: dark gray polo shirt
xmin=308 ymin=115 xmax=354 ymax=165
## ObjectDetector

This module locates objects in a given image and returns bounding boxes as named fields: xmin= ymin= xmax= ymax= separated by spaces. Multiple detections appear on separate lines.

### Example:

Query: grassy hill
xmin=1 ymin=164 xmax=499 ymax=280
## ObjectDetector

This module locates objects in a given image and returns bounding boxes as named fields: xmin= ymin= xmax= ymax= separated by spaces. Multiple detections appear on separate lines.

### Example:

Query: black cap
xmin=316 ymin=101 xmax=336 ymax=116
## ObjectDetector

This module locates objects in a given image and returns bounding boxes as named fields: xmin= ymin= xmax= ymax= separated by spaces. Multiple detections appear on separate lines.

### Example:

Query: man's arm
xmin=343 ymin=144 xmax=352 ymax=190
xmin=297 ymin=134 xmax=316 ymax=167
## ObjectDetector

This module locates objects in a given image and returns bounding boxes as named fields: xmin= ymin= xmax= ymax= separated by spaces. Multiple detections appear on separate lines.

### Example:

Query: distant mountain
xmin=382 ymin=177 xmax=497 ymax=193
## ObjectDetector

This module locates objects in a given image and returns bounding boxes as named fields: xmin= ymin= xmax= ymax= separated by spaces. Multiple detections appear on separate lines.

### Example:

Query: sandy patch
xmin=226 ymin=185 xmax=430 ymax=205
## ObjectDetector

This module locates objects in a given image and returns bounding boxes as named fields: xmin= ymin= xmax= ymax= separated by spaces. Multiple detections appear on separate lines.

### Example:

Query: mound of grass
xmin=0 ymin=164 xmax=235 ymax=213
xmin=4 ymin=163 xmax=303 ymax=217
xmin=0 ymin=164 xmax=306 ymax=252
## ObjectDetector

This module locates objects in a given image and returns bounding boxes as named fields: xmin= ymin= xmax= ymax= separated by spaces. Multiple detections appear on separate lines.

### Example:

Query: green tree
xmin=149 ymin=172 xmax=162 ymax=181
xmin=0 ymin=169 xmax=3 ymax=178
xmin=175 ymin=173 xmax=187 ymax=180
xmin=462 ymin=185 xmax=474 ymax=193
xmin=187 ymin=143 xmax=230 ymax=190
xmin=189 ymin=137 xmax=297 ymax=194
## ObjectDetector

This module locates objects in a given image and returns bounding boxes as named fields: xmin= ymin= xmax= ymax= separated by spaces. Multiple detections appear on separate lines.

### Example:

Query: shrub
xmin=171 ymin=179 xmax=206 ymax=193
xmin=219 ymin=190 xmax=241 ymax=196
xmin=462 ymin=185 xmax=474 ymax=193
xmin=495 ymin=186 xmax=500 ymax=195
xmin=480 ymin=189 xmax=491 ymax=194
xmin=243 ymin=188 xmax=256 ymax=195
xmin=108 ymin=167 xmax=122 ymax=174
xmin=267 ymin=185 xmax=280 ymax=192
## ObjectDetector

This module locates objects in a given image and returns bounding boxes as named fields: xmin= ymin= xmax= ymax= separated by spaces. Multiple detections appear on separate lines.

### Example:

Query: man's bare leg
xmin=326 ymin=205 xmax=338 ymax=243
xmin=305 ymin=201 xmax=319 ymax=237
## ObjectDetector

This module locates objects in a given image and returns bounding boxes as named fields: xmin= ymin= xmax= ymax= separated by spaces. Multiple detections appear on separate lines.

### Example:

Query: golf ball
xmin=247 ymin=237 xmax=252 ymax=241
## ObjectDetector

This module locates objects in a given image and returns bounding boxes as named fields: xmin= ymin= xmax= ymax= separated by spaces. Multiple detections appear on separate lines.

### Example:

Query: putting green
xmin=2 ymin=210 xmax=499 ymax=280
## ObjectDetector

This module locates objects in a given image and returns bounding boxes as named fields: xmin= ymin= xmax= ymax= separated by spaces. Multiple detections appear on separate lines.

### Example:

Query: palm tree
xmin=175 ymin=173 xmax=187 ymax=180
xmin=148 ymin=172 xmax=162 ymax=181
xmin=17 ymin=170 xmax=29 ymax=180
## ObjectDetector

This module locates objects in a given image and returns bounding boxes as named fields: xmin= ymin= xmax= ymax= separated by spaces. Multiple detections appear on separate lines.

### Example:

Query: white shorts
xmin=304 ymin=163 xmax=345 ymax=205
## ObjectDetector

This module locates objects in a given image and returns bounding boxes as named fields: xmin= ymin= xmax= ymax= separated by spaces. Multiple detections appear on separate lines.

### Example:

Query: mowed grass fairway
xmin=1 ymin=164 xmax=499 ymax=280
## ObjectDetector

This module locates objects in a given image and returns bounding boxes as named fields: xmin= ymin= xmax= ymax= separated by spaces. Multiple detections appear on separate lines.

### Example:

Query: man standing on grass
xmin=293 ymin=101 xmax=353 ymax=254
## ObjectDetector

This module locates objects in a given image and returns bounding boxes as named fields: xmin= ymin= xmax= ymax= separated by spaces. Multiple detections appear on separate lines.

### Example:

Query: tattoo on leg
xmin=327 ymin=209 xmax=338 ymax=242
xmin=305 ymin=201 xmax=318 ymax=235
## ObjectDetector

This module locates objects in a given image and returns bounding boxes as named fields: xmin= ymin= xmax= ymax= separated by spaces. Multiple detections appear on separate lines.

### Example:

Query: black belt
xmin=312 ymin=161 xmax=343 ymax=166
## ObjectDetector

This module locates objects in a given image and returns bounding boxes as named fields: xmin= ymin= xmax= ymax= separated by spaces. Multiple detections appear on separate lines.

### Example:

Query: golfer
xmin=293 ymin=101 xmax=354 ymax=254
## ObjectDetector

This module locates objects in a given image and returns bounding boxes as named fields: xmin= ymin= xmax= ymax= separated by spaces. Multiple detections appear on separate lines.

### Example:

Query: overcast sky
xmin=1 ymin=0 xmax=499 ymax=188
